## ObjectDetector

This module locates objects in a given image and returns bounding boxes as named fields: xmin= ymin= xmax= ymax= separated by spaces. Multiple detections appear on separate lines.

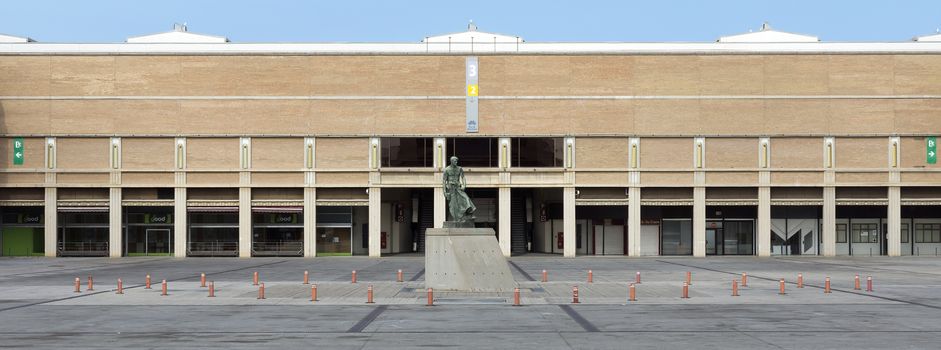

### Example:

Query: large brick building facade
xmin=1 ymin=24 xmax=939 ymax=258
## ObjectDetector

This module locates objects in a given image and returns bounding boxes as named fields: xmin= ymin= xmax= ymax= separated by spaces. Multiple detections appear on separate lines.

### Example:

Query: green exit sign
xmin=929 ymin=136 xmax=937 ymax=164
xmin=12 ymin=137 xmax=24 ymax=166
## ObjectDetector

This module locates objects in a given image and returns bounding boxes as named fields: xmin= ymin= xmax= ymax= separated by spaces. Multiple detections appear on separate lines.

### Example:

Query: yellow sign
xmin=466 ymin=84 xmax=478 ymax=97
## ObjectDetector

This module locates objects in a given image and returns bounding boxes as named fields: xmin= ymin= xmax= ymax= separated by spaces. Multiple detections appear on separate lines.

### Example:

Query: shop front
xmin=124 ymin=207 xmax=173 ymax=256
xmin=0 ymin=207 xmax=44 ymax=256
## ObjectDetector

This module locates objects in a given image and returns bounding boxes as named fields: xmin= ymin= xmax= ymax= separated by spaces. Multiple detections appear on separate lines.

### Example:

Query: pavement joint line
xmin=558 ymin=305 xmax=600 ymax=333
xmin=507 ymin=261 xmax=535 ymax=281
xmin=1 ymin=329 xmax=941 ymax=335
xmin=347 ymin=305 xmax=388 ymax=333
xmin=408 ymin=268 xmax=425 ymax=282
xmin=0 ymin=259 xmax=290 ymax=314
xmin=1 ymin=257 xmax=169 ymax=279
xmin=775 ymin=257 xmax=941 ymax=278
xmin=655 ymin=259 xmax=941 ymax=311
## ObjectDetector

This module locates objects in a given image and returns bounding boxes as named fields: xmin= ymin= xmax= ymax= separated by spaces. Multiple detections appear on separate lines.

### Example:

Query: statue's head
xmin=449 ymin=156 xmax=459 ymax=166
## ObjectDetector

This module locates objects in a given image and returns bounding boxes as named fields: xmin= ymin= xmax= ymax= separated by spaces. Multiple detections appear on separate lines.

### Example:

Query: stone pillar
xmin=368 ymin=187 xmax=381 ymax=257
xmin=757 ymin=186 xmax=771 ymax=257
xmin=563 ymin=187 xmax=576 ymax=257
xmin=238 ymin=187 xmax=251 ymax=258
xmin=693 ymin=187 xmax=706 ymax=257
xmin=44 ymin=187 xmax=57 ymax=257
xmin=304 ymin=187 xmax=317 ymax=257
xmin=109 ymin=187 xmax=122 ymax=258
xmin=174 ymin=187 xmax=187 ymax=258
xmin=627 ymin=187 xmax=641 ymax=256
xmin=498 ymin=187 xmax=511 ymax=257
xmin=434 ymin=181 xmax=446 ymax=228
xmin=887 ymin=186 xmax=901 ymax=257
xmin=822 ymin=187 xmax=836 ymax=257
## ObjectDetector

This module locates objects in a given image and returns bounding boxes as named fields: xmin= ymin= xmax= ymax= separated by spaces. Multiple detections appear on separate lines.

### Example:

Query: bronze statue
xmin=442 ymin=156 xmax=476 ymax=223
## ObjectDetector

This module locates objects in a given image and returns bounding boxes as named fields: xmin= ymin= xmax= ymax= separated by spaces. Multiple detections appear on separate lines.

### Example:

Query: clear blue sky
xmin=2 ymin=0 xmax=940 ymax=42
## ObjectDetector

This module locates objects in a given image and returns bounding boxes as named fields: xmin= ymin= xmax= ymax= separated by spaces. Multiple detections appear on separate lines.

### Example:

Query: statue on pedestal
xmin=442 ymin=156 xmax=476 ymax=225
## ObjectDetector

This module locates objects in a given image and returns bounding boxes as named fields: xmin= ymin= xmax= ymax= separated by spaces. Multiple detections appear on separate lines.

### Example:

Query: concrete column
xmin=304 ymin=187 xmax=317 ymax=257
xmin=434 ymin=185 xmax=445 ymax=228
xmin=563 ymin=187 xmax=576 ymax=257
xmin=693 ymin=187 xmax=706 ymax=257
xmin=238 ymin=187 xmax=251 ymax=258
xmin=173 ymin=187 xmax=187 ymax=258
xmin=757 ymin=187 xmax=771 ymax=257
xmin=887 ymin=186 xmax=901 ymax=257
xmin=368 ymin=187 xmax=381 ymax=257
xmin=498 ymin=187 xmax=511 ymax=257
xmin=627 ymin=187 xmax=641 ymax=256
xmin=109 ymin=187 xmax=122 ymax=258
xmin=822 ymin=187 xmax=836 ymax=257
xmin=44 ymin=187 xmax=57 ymax=257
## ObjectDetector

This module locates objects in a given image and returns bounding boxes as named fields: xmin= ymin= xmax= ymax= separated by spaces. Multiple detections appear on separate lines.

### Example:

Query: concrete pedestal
xmin=425 ymin=227 xmax=515 ymax=292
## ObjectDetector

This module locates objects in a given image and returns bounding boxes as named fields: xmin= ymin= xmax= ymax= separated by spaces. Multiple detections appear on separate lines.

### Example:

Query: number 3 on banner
xmin=467 ymin=63 xmax=477 ymax=77
xmin=467 ymin=84 xmax=478 ymax=97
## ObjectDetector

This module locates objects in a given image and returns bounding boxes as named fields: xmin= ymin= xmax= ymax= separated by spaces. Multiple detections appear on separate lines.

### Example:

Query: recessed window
xmin=446 ymin=138 xmax=498 ymax=168
xmin=915 ymin=223 xmax=941 ymax=243
xmin=851 ymin=223 xmax=878 ymax=243
xmin=511 ymin=137 xmax=564 ymax=167
xmin=380 ymin=138 xmax=433 ymax=168
xmin=836 ymin=224 xmax=847 ymax=243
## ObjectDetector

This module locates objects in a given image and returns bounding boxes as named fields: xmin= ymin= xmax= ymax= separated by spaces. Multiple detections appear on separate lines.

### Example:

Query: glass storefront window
xmin=58 ymin=211 xmax=109 ymax=256
xmin=188 ymin=211 xmax=238 ymax=256
xmin=851 ymin=223 xmax=878 ymax=243
xmin=661 ymin=219 xmax=692 ymax=255
xmin=915 ymin=223 xmax=941 ymax=243
xmin=124 ymin=207 xmax=173 ymax=256
xmin=836 ymin=224 xmax=848 ymax=243
xmin=252 ymin=212 xmax=303 ymax=256
xmin=0 ymin=207 xmax=44 ymax=256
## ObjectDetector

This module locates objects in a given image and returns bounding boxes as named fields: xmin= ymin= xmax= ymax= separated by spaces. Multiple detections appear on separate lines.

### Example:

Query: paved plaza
xmin=0 ymin=256 xmax=940 ymax=349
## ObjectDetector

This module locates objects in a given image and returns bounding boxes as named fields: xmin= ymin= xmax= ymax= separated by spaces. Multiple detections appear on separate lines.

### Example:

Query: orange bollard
xmin=824 ymin=277 xmax=831 ymax=294
xmin=741 ymin=272 xmax=748 ymax=287
xmin=303 ymin=270 xmax=309 ymax=285
xmin=116 ymin=278 xmax=124 ymax=294
xmin=542 ymin=270 xmax=548 ymax=283
xmin=732 ymin=280 xmax=739 ymax=297
xmin=74 ymin=277 xmax=81 ymax=293
xmin=145 ymin=274 xmax=152 ymax=289
xmin=397 ymin=269 xmax=403 ymax=283
xmin=87 ymin=275 xmax=94 ymax=291
xmin=208 ymin=281 xmax=215 ymax=297
xmin=779 ymin=278 xmax=786 ymax=295
xmin=587 ymin=270 xmax=593 ymax=283
xmin=311 ymin=284 xmax=318 ymax=302
xmin=854 ymin=274 xmax=861 ymax=290
xmin=161 ymin=280 xmax=168 ymax=296
xmin=866 ymin=276 xmax=873 ymax=292
xmin=200 ymin=273 xmax=206 ymax=288
xmin=572 ymin=286 xmax=580 ymax=304
xmin=426 ymin=288 xmax=434 ymax=306
xmin=682 ymin=282 xmax=689 ymax=299
xmin=686 ymin=271 xmax=692 ymax=286
xmin=253 ymin=271 xmax=259 ymax=286
xmin=629 ymin=283 xmax=637 ymax=302
xmin=797 ymin=273 xmax=804 ymax=288
xmin=635 ymin=271 xmax=641 ymax=284
xmin=352 ymin=270 xmax=357 ymax=284
xmin=366 ymin=285 xmax=375 ymax=304
xmin=513 ymin=287 xmax=521 ymax=306
xmin=258 ymin=283 xmax=266 ymax=300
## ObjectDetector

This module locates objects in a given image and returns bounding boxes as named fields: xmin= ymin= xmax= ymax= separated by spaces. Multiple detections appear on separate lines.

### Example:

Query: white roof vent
xmin=914 ymin=29 xmax=941 ymax=42
xmin=423 ymin=21 xmax=522 ymax=43
xmin=127 ymin=23 xmax=228 ymax=43
xmin=718 ymin=22 xmax=819 ymax=43
xmin=0 ymin=33 xmax=34 ymax=43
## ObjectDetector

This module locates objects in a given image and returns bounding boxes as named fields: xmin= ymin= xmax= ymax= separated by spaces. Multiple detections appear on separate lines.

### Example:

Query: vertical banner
xmin=928 ymin=136 xmax=937 ymax=164
xmin=12 ymin=137 xmax=24 ymax=165
xmin=465 ymin=56 xmax=479 ymax=133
